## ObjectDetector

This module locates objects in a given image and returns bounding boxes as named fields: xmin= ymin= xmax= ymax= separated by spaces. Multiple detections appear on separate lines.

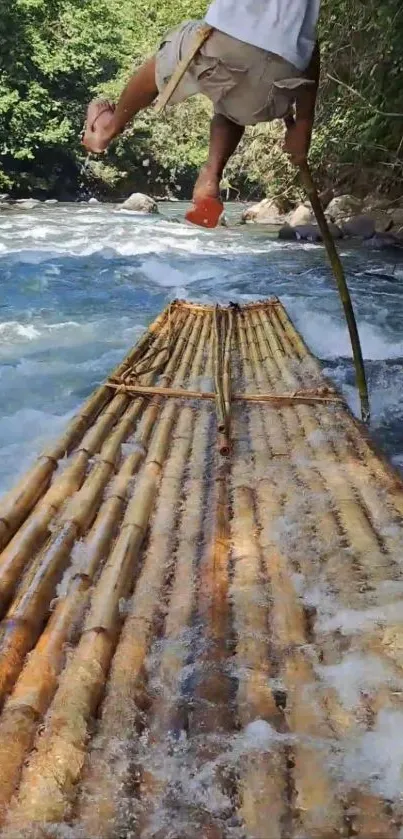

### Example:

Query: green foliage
xmin=0 ymin=0 xmax=402 ymax=199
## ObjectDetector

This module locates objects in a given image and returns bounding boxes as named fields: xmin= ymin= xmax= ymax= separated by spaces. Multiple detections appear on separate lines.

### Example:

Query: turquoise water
xmin=1 ymin=200 xmax=403 ymax=493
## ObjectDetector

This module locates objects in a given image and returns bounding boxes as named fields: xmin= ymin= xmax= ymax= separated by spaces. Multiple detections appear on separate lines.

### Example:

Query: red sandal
xmin=185 ymin=197 xmax=224 ymax=229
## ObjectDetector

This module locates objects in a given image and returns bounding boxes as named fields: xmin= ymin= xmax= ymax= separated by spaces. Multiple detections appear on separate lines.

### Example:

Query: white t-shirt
xmin=205 ymin=0 xmax=320 ymax=71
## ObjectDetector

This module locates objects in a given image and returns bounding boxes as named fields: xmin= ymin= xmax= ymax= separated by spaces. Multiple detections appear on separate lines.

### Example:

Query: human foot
xmin=192 ymin=165 xmax=221 ymax=203
xmin=186 ymin=166 xmax=223 ymax=229
xmin=83 ymin=99 xmax=117 ymax=154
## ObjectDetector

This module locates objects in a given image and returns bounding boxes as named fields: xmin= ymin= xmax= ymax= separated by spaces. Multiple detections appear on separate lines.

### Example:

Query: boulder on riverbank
xmin=287 ymin=204 xmax=315 ymax=227
xmin=341 ymin=212 xmax=392 ymax=238
xmin=363 ymin=232 xmax=403 ymax=250
xmin=241 ymin=199 xmax=284 ymax=225
xmin=278 ymin=222 xmax=342 ymax=242
xmin=326 ymin=194 xmax=363 ymax=223
xmin=120 ymin=193 xmax=159 ymax=214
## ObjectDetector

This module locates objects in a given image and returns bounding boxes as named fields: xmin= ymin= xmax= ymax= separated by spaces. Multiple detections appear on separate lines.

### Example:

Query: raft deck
xmin=0 ymin=299 xmax=403 ymax=838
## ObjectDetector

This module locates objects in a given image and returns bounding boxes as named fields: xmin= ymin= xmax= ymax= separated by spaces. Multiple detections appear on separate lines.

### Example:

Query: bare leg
xmin=83 ymin=57 xmax=158 ymax=153
xmin=192 ymin=114 xmax=245 ymax=203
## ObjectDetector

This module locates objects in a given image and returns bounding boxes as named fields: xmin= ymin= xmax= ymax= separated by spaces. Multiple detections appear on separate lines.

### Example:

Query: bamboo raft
xmin=0 ymin=298 xmax=403 ymax=839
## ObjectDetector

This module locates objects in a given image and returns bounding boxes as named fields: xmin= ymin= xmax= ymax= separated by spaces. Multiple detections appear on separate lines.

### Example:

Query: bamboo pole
xmin=146 ymin=410 xmax=211 ymax=738
xmin=223 ymin=308 xmax=234 ymax=415
xmin=248 ymin=302 xmax=403 ymax=832
xmin=317 ymin=406 xmax=403 ymax=561
xmin=0 ymin=312 xmax=192 ymax=710
xmin=256 ymin=303 xmax=403 ymax=525
xmin=252 ymin=305 xmax=403 ymax=780
xmin=213 ymin=306 xmax=231 ymax=455
xmin=0 ymin=395 xmax=128 ymax=616
xmin=180 ymin=455 xmax=233 ymax=839
xmin=155 ymin=24 xmax=213 ymax=114
xmin=79 ymin=410 xmax=198 ymax=837
xmin=296 ymin=158 xmax=370 ymax=423
xmin=250 ymin=306 xmax=398 ymax=590
xmin=0 ymin=436 xmax=120 ymax=709
xmin=3 ymin=313 xmax=203 ymax=831
xmin=239 ymin=315 xmax=346 ymax=838
xmin=77 ymin=317 xmax=211 ymax=838
xmin=0 ymin=442 xmax=151 ymax=825
xmin=79 ymin=400 xmax=210 ymax=836
xmin=0 ymin=306 xmax=172 ymax=551
xmin=253 ymin=306 xmax=399 ymax=590
xmin=230 ymin=467 xmax=286 ymax=839
xmin=128 ymin=345 xmax=214 ymax=839
xmin=106 ymin=381 xmax=342 ymax=405
xmin=0 ymin=310 xmax=183 ymax=619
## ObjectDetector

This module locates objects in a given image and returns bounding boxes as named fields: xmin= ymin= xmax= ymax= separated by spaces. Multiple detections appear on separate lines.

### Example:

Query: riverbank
xmin=3 ymin=189 xmax=403 ymax=251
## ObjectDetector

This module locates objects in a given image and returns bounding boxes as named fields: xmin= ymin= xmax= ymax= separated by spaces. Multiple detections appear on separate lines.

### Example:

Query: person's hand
xmin=82 ymin=99 xmax=116 ymax=154
xmin=284 ymin=118 xmax=313 ymax=166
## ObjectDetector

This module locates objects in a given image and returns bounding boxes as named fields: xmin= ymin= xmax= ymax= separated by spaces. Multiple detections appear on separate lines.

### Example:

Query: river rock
xmin=294 ymin=224 xmax=322 ymax=242
xmin=279 ymin=222 xmax=342 ymax=242
xmin=287 ymin=203 xmax=315 ymax=227
xmin=363 ymin=193 xmax=392 ymax=212
xmin=45 ymin=199 xmax=58 ymax=205
xmin=241 ymin=199 xmax=284 ymax=224
xmin=15 ymin=198 xmax=40 ymax=209
xmin=326 ymin=194 xmax=362 ymax=222
xmin=278 ymin=224 xmax=297 ymax=240
xmin=341 ymin=215 xmax=376 ymax=238
xmin=364 ymin=232 xmax=403 ymax=250
xmin=88 ymin=197 xmax=99 ymax=205
xmin=388 ymin=208 xmax=403 ymax=227
xmin=121 ymin=193 xmax=159 ymax=213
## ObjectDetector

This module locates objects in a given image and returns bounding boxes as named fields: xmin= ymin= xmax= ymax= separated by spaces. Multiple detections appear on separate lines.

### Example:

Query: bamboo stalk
xmin=79 ymin=411 xmax=210 ymax=836
xmin=246 ymin=304 xmax=403 ymax=833
xmin=0 ymin=451 xmax=89 ymax=618
xmin=169 ymin=299 xmax=279 ymax=314
xmin=3 ymin=314 xmax=204 ymax=830
xmin=119 ymin=346 xmax=214 ymax=839
xmin=317 ymin=406 xmax=403 ymax=562
xmin=238 ymin=316 xmax=346 ymax=838
xmin=0 ymin=306 xmax=172 ymax=552
xmin=0 ymin=311 xmax=192 ymax=710
xmin=251 ymin=306 xmax=395 ymax=587
xmin=0 ymin=392 xmax=130 ymax=603
xmin=296 ymin=160 xmax=370 ymax=423
xmin=77 ymin=318 xmax=211 ymax=838
xmin=223 ymin=308 xmax=234 ymax=414
xmin=230 ymin=468 xmax=286 ymax=839
xmin=341 ymin=410 xmax=403 ymax=519
xmin=79 ymin=411 xmax=197 ymax=837
xmin=84 ymin=314 xmax=200 ymax=633
xmin=178 ymin=456 xmax=233 ymax=839
xmin=155 ymin=24 xmax=213 ymax=114
xmin=0 ymin=311 xmax=183 ymax=618
xmin=147 ymin=411 xmax=211 ymax=738
xmin=213 ymin=307 xmax=229 ymax=450
xmin=106 ymin=381 xmax=342 ymax=405
xmin=272 ymin=301 xmax=314 ymax=362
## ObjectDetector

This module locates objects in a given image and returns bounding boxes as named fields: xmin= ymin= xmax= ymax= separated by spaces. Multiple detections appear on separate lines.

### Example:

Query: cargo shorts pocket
xmin=193 ymin=55 xmax=247 ymax=105
xmin=271 ymin=77 xmax=315 ymax=119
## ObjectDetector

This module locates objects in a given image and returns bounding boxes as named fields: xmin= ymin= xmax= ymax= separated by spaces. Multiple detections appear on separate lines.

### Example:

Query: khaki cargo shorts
xmin=155 ymin=20 xmax=312 ymax=126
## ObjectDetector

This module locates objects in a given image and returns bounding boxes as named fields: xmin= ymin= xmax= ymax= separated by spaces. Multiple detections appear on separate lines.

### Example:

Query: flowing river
xmin=1 ymin=200 xmax=403 ymax=494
